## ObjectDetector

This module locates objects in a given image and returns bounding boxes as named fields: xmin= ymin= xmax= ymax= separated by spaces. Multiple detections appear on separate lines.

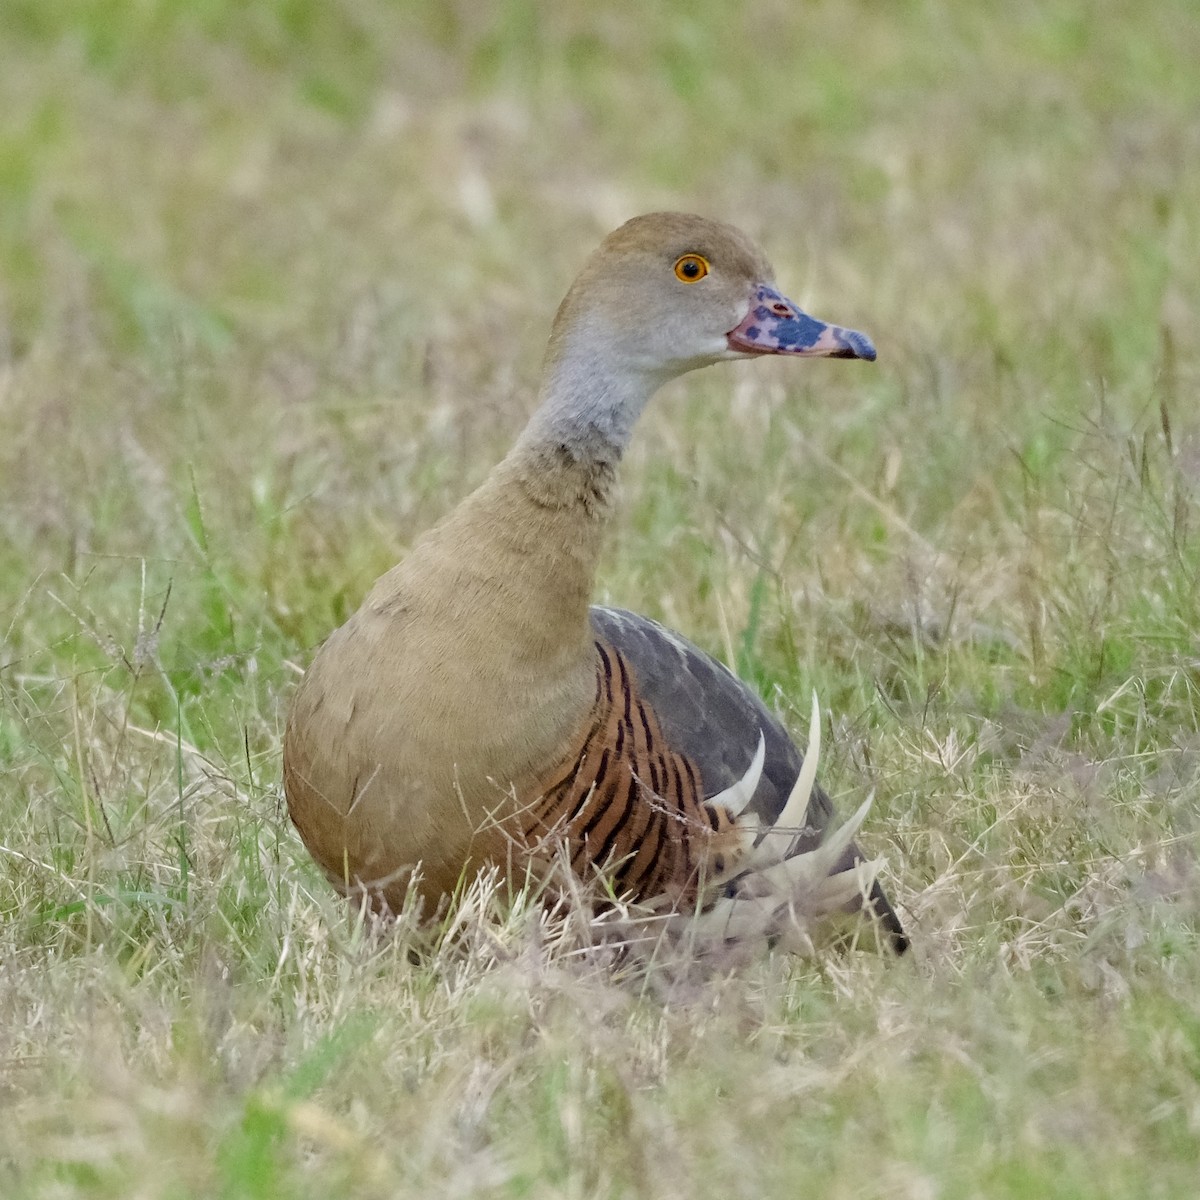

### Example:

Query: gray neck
xmin=516 ymin=341 xmax=669 ymax=465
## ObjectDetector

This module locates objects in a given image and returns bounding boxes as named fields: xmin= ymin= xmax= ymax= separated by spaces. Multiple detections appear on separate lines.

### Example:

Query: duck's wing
xmin=588 ymin=605 xmax=907 ymax=952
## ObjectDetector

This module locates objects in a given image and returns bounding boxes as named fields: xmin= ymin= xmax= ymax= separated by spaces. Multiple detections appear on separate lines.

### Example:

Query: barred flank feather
xmin=519 ymin=639 xmax=749 ymax=905
xmin=516 ymin=631 xmax=904 ymax=954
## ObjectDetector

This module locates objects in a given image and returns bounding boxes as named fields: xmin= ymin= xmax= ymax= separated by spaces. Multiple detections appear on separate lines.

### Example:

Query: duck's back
xmin=512 ymin=606 xmax=907 ymax=950
xmin=589 ymin=606 xmax=823 ymax=833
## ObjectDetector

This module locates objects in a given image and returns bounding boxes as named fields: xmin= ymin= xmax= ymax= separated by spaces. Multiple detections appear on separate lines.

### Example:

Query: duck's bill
xmin=726 ymin=285 xmax=876 ymax=361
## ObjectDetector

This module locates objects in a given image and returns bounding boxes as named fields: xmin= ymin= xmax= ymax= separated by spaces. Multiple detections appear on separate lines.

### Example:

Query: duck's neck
xmin=422 ymin=353 xmax=664 ymax=664
xmin=496 ymin=348 xmax=665 ymax=558
xmin=517 ymin=340 xmax=668 ymax=465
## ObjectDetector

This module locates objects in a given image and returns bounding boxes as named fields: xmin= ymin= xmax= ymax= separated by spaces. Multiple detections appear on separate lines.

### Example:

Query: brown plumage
xmin=284 ymin=213 xmax=907 ymax=952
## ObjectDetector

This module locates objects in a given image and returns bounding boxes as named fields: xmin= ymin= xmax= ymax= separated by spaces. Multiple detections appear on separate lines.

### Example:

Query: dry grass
xmin=2 ymin=1 xmax=1200 ymax=1196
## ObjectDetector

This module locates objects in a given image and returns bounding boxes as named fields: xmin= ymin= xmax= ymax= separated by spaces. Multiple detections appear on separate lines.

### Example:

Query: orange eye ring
xmin=674 ymin=254 xmax=710 ymax=283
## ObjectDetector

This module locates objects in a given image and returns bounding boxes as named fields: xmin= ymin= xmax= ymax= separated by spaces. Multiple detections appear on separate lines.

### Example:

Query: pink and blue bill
xmin=727 ymin=285 xmax=876 ymax=361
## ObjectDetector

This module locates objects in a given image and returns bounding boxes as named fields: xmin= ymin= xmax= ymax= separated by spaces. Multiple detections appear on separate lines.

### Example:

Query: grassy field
xmin=2 ymin=1 xmax=1199 ymax=1195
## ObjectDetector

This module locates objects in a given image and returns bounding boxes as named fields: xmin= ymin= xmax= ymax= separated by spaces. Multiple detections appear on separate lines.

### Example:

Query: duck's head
xmin=546 ymin=211 xmax=876 ymax=384
xmin=527 ymin=212 xmax=876 ymax=456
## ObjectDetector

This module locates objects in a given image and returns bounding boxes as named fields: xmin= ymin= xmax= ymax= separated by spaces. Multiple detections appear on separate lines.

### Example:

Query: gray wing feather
xmin=589 ymin=605 xmax=907 ymax=952
xmin=589 ymin=605 xmax=831 ymax=841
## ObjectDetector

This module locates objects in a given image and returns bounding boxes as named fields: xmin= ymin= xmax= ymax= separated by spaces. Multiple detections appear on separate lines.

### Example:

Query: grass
xmin=2 ymin=0 xmax=1199 ymax=1195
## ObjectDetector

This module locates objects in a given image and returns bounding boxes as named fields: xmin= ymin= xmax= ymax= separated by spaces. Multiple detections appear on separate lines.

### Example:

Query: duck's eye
xmin=674 ymin=254 xmax=709 ymax=283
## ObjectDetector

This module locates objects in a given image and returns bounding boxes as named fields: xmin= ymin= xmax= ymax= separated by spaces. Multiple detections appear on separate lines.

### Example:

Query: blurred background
xmin=4 ymin=0 xmax=1198 ymax=761
xmin=2 ymin=3 xmax=1199 ymax=1194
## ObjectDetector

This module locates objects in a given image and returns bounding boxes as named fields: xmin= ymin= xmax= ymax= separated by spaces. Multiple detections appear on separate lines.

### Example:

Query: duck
xmin=284 ymin=212 xmax=907 ymax=954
